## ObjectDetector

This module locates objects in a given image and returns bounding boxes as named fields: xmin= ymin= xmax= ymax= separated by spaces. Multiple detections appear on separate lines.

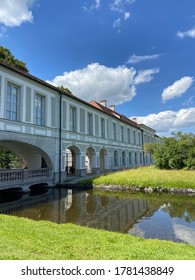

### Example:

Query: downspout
xmin=141 ymin=129 xmax=145 ymax=166
xmin=58 ymin=91 xmax=62 ymax=183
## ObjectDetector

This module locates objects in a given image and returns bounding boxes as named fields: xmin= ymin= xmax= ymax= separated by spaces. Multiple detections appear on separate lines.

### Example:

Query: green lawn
xmin=1 ymin=166 xmax=195 ymax=260
xmin=0 ymin=214 xmax=195 ymax=260
xmin=81 ymin=166 xmax=195 ymax=189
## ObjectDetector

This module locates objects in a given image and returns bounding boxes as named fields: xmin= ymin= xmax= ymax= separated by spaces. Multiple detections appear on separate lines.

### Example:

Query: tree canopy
xmin=0 ymin=46 xmax=28 ymax=72
xmin=145 ymin=132 xmax=195 ymax=170
xmin=58 ymin=85 xmax=73 ymax=96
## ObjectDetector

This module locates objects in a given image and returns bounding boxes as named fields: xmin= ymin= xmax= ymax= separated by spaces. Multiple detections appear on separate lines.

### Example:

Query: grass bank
xmin=81 ymin=166 xmax=195 ymax=190
xmin=0 ymin=214 xmax=195 ymax=260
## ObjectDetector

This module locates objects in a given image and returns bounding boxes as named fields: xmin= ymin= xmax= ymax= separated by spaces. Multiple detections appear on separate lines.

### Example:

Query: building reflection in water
xmin=1 ymin=187 xmax=195 ymax=245
xmin=0 ymin=188 xmax=149 ymax=233
xmin=65 ymin=191 xmax=149 ymax=233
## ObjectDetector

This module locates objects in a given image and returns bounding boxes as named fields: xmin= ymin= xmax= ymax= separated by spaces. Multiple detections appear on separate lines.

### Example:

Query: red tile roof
xmin=89 ymin=100 xmax=141 ymax=130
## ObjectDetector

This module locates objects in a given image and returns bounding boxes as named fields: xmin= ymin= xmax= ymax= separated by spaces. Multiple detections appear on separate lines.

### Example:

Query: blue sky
xmin=0 ymin=0 xmax=195 ymax=136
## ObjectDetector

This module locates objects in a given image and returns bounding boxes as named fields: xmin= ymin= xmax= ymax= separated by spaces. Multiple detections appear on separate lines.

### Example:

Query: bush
xmin=154 ymin=132 xmax=195 ymax=170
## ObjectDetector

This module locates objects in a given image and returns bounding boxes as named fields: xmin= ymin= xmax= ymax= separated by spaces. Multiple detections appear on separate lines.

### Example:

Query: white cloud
xmin=0 ymin=0 xmax=34 ymax=27
xmin=0 ymin=26 xmax=6 ymax=37
xmin=126 ymin=54 xmax=162 ymax=64
xmin=83 ymin=0 xmax=102 ymax=12
xmin=110 ymin=0 xmax=136 ymax=13
xmin=182 ymin=96 xmax=194 ymax=107
xmin=48 ymin=63 xmax=159 ymax=105
xmin=135 ymin=108 xmax=195 ymax=134
xmin=162 ymin=76 xmax=194 ymax=103
xmin=134 ymin=68 xmax=159 ymax=85
xmin=113 ymin=18 xmax=121 ymax=32
xmin=124 ymin=11 xmax=130 ymax=20
xmin=84 ymin=0 xmax=134 ymax=31
xmin=177 ymin=27 xmax=195 ymax=39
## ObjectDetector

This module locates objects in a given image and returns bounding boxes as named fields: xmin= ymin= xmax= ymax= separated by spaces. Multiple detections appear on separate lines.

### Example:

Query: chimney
xmin=110 ymin=104 xmax=115 ymax=111
xmin=100 ymin=100 xmax=107 ymax=107
xmin=132 ymin=117 xmax=137 ymax=123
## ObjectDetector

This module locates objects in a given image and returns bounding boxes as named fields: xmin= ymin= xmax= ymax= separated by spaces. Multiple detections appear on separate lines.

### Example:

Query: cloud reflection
xmin=173 ymin=223 xmax=195 ymax=245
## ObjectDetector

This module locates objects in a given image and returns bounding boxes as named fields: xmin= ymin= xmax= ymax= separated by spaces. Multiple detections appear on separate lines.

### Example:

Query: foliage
xmin=0 ymin=46 xmax=28 ymax=72
xmin=144 ymin=143 xmax=156 ymax=154
xmin=0 ymin=148 xmax=25 ymax=169
xmin=58 ymin=85 xmax=73 ymax=95
xmin=0 ymin=214 xmax=195 ymax=260
xmin=154 ymin=132 xmax=195 ymax=170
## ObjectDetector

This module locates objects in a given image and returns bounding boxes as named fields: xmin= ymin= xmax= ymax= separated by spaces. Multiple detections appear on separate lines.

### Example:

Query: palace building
xmin=0 ymin=60 xmax=160 ymax=186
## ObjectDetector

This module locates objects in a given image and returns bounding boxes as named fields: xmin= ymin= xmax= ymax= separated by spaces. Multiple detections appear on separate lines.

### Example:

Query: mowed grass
xmin=83 ymin=166 xmax=195 ymax=189
xmin=0 ymin=214 xmax=195 ymax=260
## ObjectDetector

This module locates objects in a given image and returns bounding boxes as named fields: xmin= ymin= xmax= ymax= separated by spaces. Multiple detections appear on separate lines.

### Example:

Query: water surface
xmin=1 ymin=187 xmax=195 ymax=245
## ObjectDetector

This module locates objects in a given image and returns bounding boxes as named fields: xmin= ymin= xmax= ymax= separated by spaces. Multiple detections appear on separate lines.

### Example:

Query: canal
xmin=1 ymin=186 xmax=195 ymax=245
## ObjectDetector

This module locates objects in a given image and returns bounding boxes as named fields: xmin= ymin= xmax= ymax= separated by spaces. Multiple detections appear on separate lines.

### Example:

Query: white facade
xmin=0 ymin=61 xmax=159 ymax=185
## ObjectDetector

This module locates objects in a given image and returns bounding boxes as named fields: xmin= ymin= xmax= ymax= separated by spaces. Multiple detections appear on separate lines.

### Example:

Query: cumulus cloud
xmin=48 ymin=63 xmax=159 ymax=105
xmin=135 ymin=108 xmax=195 ymax=133
xmin=177 ymin=27 xmax=195 ymax=39
xmin=0 ymin=0 xmax=34 ymax=27
xmin=126 ymin=54 xmax=162 ymax=64
xmin=161 ymin=76 xmax=194 ymax=103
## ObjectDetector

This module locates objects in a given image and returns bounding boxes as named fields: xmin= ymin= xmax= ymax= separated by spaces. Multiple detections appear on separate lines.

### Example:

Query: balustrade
xmin=0 ymin=168 xmax=50 ymax=184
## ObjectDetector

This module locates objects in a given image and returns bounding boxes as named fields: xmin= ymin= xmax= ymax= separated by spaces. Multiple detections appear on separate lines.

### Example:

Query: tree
xmin=144 ymin=143 xmax=156 ymax=155
xmin=58 ymin=86 xmax=73 ymax=96
xmin=0 ymin=148 xmax=25 ymax=169
xmin=153 ymin=132 xmax=195 ymax=170
xmin=0 ymin=46 xmax=28 ymax=72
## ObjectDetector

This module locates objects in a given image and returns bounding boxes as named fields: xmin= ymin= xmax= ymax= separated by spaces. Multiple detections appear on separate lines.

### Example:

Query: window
xmin=101 ymin=118 xmax=105 ymax=138
xmin=113 ymin=122 xmax=117 ymax=140
xmin=135 ymin=152 xmax=137 ymax=164
xmin=129 ymin=151 xmax=132 ymax=165
xmin=140 ymin=153 xmax=142 ymax=164
xmin=127 ymin=128 xmax=131 ymax=143
xmin=122 ymin=151 xmax=126 ymax=166
xmin=88 ymin=113 xmax=93 ymax=135
xmin=138 ymin=132 xmax=141 ymax=146
xmin=114 ymin=150 xmax=118 ymax=166
xmin=6 ymin=83 xmax=20 ymax=121
xmin=70 ymin=106 xmax=76 ymax=132
xmin=133 ymin=131 xmax=136 ymax=144
xmin=35 ymin=94 xmax=45 ymax=125
xmin=121 ymin=126 xmax=124 ymax=142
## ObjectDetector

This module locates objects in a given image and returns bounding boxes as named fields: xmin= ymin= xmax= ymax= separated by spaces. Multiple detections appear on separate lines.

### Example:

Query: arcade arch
xmin=85 ymin=146 xmax=96 ymax=174
xmin=65 ymin=145 xmax=81 ymax=176
xmin=100 ymin=147 xmax=108 ymax=172
xmin=0 ymin=140 xmax=53 ymax=170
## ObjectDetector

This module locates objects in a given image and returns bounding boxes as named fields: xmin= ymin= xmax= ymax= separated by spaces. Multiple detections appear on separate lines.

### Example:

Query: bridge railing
xmin=0 ymin=168 xmax=51 ymax=184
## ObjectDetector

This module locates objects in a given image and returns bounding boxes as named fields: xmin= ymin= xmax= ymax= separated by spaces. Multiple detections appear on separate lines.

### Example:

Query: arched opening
xmin=100 ymin=148 xmax=108 ymax=173
xmin=114 ymin=150 xmax=119 ymax=168
xmin=85 ymin=147 xmax=96 ymax=174
xmin=0 ymin=140 xmax=54 ymax=187
xmin=135 ymin=152 xmax=138 ymax=165
xmin=122 ymin=151 xmax=126 ymax=166
xmin=0 ymin=141 xmax=53 ymax=170
xmin=65 ymin=146 xmax=80 ymax=176
xmin=0 ymin=147 xmax=26 ymax=169
xmin=129 ymin=151 xmax=132 ymax=165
